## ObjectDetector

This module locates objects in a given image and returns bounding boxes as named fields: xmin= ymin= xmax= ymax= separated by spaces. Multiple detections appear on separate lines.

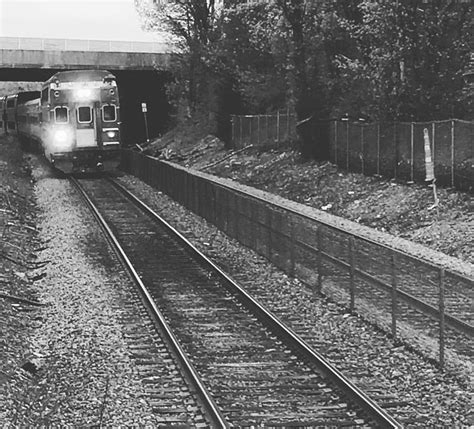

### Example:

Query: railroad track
xmin=71 ymin=176 xmax=402 ymax=428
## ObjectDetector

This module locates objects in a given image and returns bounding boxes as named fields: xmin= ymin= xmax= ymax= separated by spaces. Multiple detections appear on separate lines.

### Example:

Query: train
xmin=0 ymin=69 xmax=121 ymax=174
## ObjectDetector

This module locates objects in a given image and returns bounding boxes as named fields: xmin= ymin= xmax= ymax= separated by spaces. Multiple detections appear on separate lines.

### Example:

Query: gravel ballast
xmin=1 ymin=134 xmax=472 ymax=427
xmin=1 ymin=148 xmax=179 ymax=426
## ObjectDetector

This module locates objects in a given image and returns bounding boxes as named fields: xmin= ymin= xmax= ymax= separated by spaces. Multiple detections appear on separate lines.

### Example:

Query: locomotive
xmin=1 ymin=69 xmax=121 ymax=173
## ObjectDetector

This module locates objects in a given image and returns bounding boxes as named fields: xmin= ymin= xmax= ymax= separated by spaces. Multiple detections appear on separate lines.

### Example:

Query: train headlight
xmin=54 ymin=130 xmax=68 ymax=142
xmin=53 ymin=129 xmax=73 ymax=149
xmin=76 ymin=88 xmax=92 ymax=100
xmin=106 ymin=130 xmax=116 ymax=139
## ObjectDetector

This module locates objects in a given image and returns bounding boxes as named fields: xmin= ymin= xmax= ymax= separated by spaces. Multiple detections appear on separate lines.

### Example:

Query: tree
xmin=350 ymin=0 xmax=473 ymax=120
xmin=272 ymin=0 xmax=341 ymax=159
xmin=135 ymin=0 xmax=220 ymax=117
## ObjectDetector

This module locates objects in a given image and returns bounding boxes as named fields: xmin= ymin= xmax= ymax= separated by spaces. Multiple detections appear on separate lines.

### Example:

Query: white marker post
xmin=423 ymin=128 xmax=438 ymax=210
xmin=142 ymin=102 xmax=149 ymax=143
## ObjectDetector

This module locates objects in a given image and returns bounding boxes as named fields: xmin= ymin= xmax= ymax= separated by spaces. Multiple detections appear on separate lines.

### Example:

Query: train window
xmin=77 ymin=106 xmax=92 ymax=123
xmin=54 ymin=107 xmax=69 ymax=123
xmin=7 ymin=99 xmax=15 ymax=108
xmin=102 ymin=105 xmax=116 ymax=122
xmin=41 ymin=88 xmax=49 ymax=103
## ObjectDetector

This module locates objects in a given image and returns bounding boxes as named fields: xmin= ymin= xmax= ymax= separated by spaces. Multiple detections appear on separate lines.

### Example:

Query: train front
xmin=42 ymin=71 xmax=121 ymax=174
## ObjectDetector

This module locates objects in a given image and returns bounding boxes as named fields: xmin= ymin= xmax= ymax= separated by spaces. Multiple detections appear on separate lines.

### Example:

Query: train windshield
xmin=54 ymin=107 xmax=69 ymax=124
xmin=77 ymin=106 xmax=92 ymax=123
xmin=102 ymin=105 xmax=116 ymax=122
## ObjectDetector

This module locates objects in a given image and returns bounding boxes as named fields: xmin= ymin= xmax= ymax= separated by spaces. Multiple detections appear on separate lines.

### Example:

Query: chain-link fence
xmin=330 ymin=119 xmax=473 ymax=191
xmin=231 ymin=113 xmax=473 ymax=192
xmin=231 ymin=110 xmax=297 ymax=149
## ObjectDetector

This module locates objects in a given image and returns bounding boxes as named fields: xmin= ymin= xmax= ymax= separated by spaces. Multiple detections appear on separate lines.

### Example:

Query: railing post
xmin=391 ymin=252 xmax=398 ymax=339
xmin=377 ymin=123 xmax=380 ymax=175
xmin=317 ymin=226 xmax=323 ymax=293
xmin=289 ymin=220 xmax=295 ymax=277
xmin=349 ymin=236 xmax=356 ymax=312
xmin=360 ymin=124 xmax=364 ymax=175
xmin=334 ymin=120 xmax=338 ymax=165
xmin=439 ymin=268 xmax=446 ymax=368
xmin=410 ymin=122 xmax=414 ymax=182
xmin=393 ymin=122 xmax=397 ymax=180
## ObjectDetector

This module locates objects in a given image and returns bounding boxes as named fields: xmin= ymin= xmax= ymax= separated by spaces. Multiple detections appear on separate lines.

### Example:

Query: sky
xmin=0 ymin=0 xmax=162 ymax=42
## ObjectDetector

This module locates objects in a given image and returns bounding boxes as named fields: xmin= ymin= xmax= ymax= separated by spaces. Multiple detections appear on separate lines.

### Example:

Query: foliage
xmin=135 ymin=0 xmax=473 ymax=157
xmin=215 ymin=3 xmax=288 ymax=113
xmin=339 ymin=0 xmax=472 ymax=121
xmin=134 ymin=0 xmax=221 ymax=119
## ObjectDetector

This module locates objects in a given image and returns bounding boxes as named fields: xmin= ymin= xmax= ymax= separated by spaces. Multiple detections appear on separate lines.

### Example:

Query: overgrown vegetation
xmin=135 ymin=0 xmax=473 ymax=157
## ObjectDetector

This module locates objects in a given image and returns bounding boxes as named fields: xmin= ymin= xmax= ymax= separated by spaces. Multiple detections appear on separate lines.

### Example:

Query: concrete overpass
xmin=0 ymin=37 xmax=174 ymax=145
xmin=0 ymin=37 xmax=172 ymax=80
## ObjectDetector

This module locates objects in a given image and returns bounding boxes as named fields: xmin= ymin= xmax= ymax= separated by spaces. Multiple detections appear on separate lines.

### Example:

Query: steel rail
xmin=70 ymin=177 xmax=230 ymax=429
xmin=109 ymin=177 xmax=403 ymax=429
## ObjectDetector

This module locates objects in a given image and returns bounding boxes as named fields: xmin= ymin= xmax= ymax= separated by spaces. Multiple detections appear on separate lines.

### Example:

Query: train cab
xmin=40 ymin=70 xmax=121 ymax=173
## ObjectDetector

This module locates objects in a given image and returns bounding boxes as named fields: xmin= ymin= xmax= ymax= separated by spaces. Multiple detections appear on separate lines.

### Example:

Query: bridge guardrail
xmin=0 ymin=36 xmax=170 ymax=53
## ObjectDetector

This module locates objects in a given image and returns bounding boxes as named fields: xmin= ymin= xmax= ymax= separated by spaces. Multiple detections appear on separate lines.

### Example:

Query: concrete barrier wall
xmin=122 ymin=150 xmax=474 ymax=365
xmin=121 ymin=150 xmax=473 ymax=283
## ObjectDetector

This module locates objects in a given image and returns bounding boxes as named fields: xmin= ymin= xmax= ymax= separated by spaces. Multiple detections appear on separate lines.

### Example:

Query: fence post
xmin=432 ymin=122 xmax=436 ymax=168
xmin=360 ymin=124 xmax=364 ymax=175
xmin=286 ymin=106 xmax=290 ymax=141
xmin=349 ymin=236 xmax=356 ymax=312
xmin=334 ymin=120 xmax=338 ymax=165
xmin=451 ymin=120 xmax=455 ymax=187
xmin=377 ymin=123 xmax=381 ymax=175
xmin=439 ymin=268 xmax=446 ymax=368
xmin=410 ymin=122 xmax=414 ymax=182
xmin=391 ymin=252 xmax=398 ymax=339
xmin=249 ymin=116 xmax=252 ymax=146
xmin=257 ymin=115 xmax=260 ymax=146
xmin=231 ymin=116 xmax=235 ymax=148
xmin=346 ymin=121 xmax=349 ymax=170
xmin=266 ymin=115 xmax=269 ymax=143
xmin=276 ymin=110 xmax=280 ymax=143
xmin=240 ymin=116 xmax=243 ymax=148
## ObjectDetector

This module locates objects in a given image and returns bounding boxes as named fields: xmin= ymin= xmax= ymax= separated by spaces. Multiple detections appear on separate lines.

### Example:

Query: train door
xmin=75 ymin=103 xmax=98 ymax=148
xmin=0 ymin=97 xmax=5 ymax=136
